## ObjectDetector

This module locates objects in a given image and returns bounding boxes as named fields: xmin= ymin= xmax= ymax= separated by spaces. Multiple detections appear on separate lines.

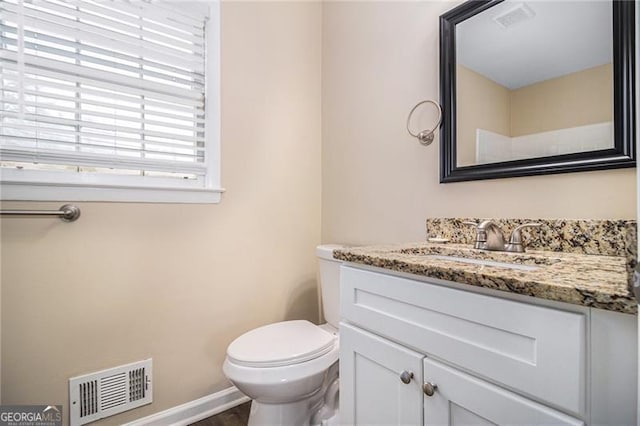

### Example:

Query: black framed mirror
xmin=440 ymin=0 xmax=635 ymax=183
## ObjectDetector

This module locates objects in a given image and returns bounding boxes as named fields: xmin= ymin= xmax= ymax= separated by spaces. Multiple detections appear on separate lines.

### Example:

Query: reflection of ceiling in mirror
xmin=456 ymin=1 xmax=612 ymax=89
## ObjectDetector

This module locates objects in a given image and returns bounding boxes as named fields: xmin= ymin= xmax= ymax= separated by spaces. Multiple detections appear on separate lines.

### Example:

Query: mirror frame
xmin=439 ymin=0 xmax=636 ymax=183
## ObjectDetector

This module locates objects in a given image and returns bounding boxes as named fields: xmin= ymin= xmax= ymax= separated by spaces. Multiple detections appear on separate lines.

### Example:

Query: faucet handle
xmin=510 ymin=223 xmax=542 ymax=242
xmin=462 ymin=221 xmax=486 ymax=249
xmin=507 ymin=223 xmax=542 ymax=252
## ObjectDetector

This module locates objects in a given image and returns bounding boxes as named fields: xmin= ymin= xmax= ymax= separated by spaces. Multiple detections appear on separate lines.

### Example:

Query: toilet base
xmin=246 ymin=364 xmax=339 ymax=426
xmin=248 ymin=398 xmax=315 ymax=426
xmin=247 ymin=400 xmax=340 ymax=426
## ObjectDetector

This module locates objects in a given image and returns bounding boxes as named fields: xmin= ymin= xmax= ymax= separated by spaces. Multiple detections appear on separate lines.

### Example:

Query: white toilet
xmin=223 ymin=245 xmax=344 ymax=426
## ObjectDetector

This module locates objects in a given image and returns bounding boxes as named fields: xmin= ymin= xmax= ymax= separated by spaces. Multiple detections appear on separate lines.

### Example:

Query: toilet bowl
xmin=223 ymin=245 xmax=344 ymax=426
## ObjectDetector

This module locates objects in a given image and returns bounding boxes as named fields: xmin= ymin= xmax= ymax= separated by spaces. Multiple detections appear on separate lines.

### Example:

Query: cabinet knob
xmin=422 ymin=382 xmax=438 ymax=396
xmin=399 ymin=370 xmax=414 ymax=384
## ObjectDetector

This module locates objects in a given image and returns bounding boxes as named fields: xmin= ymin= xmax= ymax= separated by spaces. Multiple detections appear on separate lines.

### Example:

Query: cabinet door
xmin=340 ymin=323 xmax=424 ymax=425
xmin=423 ymin=358 xmax=584 ymax=426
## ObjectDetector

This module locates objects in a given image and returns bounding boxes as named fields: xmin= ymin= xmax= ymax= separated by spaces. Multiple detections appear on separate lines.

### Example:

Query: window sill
xmin=1 ymin=170 xmax=224 ymax=204
xmin=2 ymin=181 xmax=224 ymax=203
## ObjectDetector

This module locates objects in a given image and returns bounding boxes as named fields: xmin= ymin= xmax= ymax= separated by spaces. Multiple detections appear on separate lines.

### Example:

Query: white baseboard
xmin=123 ymin=386 xmax=250 ymax=426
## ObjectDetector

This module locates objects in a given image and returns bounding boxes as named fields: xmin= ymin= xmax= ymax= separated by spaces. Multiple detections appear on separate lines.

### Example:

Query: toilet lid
xmin=227 ymin=320 xmax=336 ymax=368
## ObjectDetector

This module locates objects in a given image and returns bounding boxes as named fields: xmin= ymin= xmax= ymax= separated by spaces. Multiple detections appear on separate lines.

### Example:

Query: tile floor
xmin=189 ymin=402 xmax=251 ymax=426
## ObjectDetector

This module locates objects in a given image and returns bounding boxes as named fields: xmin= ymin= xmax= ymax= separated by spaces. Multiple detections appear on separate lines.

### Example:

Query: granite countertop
xmin=334 ymin=242 xmax=637 ymax=315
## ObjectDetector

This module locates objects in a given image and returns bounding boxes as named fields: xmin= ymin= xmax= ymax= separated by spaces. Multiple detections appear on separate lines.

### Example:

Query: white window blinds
xmin=0 ymin=0 xmax=217 ymax=195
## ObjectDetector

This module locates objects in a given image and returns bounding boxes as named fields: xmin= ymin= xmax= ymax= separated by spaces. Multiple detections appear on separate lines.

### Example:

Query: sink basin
xmin=423 ymin=254 xmax=540 ymax=271
xmin=395 ymin=246 xmax=560 ymax=271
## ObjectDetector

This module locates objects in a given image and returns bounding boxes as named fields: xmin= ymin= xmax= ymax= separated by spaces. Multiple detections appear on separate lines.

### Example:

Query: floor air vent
xmin=69 ymin=359 xmax=152 ymax=426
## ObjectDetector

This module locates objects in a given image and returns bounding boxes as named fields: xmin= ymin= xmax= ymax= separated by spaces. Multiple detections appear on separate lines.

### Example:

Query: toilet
xmin=223 ymin=245 xmax=344 ymax=426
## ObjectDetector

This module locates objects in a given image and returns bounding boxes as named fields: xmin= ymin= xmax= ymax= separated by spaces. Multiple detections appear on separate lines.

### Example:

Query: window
xmin=0 ymin=0 xmax=222 ymax=203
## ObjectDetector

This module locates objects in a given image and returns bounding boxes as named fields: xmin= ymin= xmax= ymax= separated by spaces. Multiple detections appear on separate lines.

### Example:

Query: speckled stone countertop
xmin=334 ymin=242 xmax=637 ymax=315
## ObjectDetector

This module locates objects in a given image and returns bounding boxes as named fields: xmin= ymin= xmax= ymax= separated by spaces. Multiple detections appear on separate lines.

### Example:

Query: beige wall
xmin=0 ymin=2 xmax=322 ymax=424
xmin=322 ymin=1 xmax=635 ymax=246
xmin=511 ymin=63 xmax=613 ymax=136
xmin=456 ymin=64 xmax=511 ymax=166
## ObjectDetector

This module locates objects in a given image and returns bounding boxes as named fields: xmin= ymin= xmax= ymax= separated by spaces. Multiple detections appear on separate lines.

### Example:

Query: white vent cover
xmin=493 ymin=3 xmax=536 ymax=29
xmin=69 ymin=359 xmax=152 ymax=426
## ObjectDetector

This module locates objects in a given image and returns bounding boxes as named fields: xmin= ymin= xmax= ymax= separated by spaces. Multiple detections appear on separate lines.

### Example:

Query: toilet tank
xmin=316 ymin=244 xmax=346 ymax=329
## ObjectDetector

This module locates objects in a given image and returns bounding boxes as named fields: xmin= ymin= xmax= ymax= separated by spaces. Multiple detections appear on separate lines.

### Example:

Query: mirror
xmin=439 ymin=0 xmax=635 ymax=182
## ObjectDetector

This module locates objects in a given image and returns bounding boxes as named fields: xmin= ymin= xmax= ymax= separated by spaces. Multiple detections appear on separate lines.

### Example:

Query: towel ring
xmin=406 ymin=100 xmax=443 ymax=146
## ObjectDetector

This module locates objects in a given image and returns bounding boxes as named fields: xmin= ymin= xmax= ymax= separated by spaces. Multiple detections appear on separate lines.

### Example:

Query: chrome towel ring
xmin=406 ymin=99 xmax=443 ymax=146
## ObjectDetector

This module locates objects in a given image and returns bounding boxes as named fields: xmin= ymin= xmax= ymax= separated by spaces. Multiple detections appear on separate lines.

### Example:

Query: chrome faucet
xmin=463 ymin=220 xmax=541 ymax=253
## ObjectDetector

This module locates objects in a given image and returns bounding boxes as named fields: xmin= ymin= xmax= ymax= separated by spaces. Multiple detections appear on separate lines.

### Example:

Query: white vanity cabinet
xmin=422 ymin=357 xmax=582 ymax=425
xmin=340 ymin=323 xmax=424 ymax=425
xmin=339 ymin=265 xmax=637 ymax=425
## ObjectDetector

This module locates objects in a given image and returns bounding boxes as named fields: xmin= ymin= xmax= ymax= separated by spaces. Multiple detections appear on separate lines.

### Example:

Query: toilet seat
xmin=227 ymin=320 xmax=336 ymax=368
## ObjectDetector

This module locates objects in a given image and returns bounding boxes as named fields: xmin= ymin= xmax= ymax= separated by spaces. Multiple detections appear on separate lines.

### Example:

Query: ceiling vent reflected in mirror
xmin=493 ymin=3 xmax=536 ymax=30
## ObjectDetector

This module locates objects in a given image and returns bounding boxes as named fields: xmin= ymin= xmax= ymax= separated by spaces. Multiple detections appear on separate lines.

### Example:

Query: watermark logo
xmin=0 ymin=405 xmax=62 ymax=426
